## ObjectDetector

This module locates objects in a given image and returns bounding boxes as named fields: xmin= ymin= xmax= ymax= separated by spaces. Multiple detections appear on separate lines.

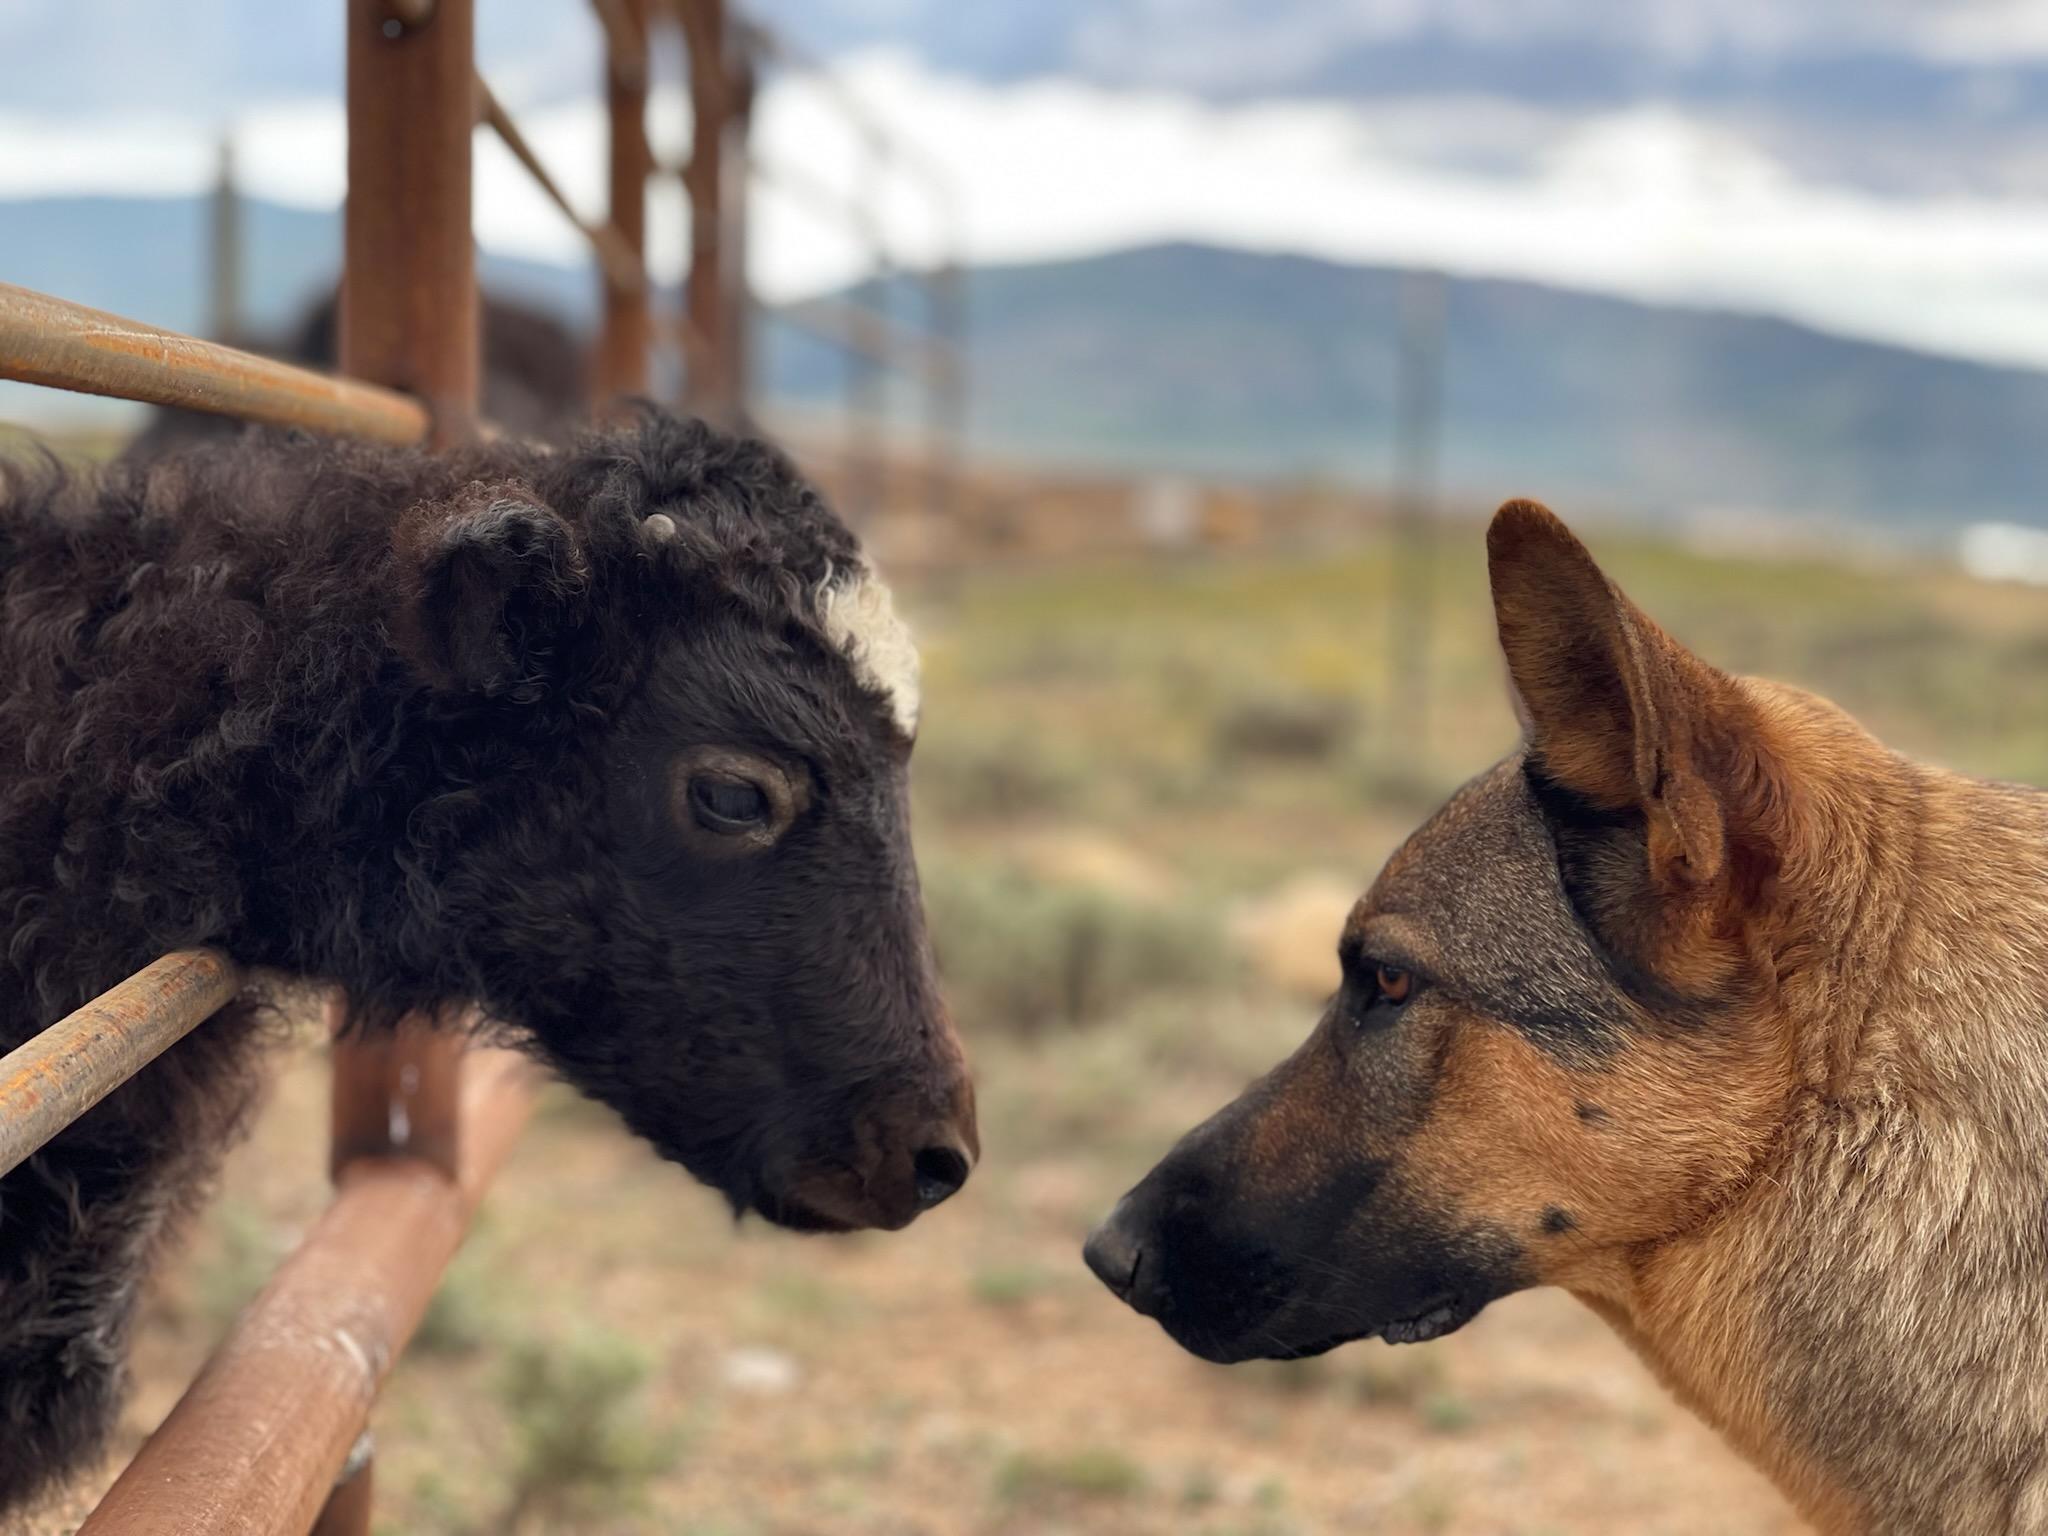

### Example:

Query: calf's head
xmin=384 ymin=413 xmax=974 ymax=1232
xmin=1087 ymin=500 xmax=1822 ymax=1359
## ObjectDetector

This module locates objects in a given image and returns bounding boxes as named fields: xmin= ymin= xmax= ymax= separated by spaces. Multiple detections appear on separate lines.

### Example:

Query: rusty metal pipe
xmin=679 ymin=0 xmax=736 ymax=420
xmin=79 ymin=1052 xmax=536 ymax=1536
xmin=589 ymin=0 xmax=647 ymax=90
xmin=0 ymin=951 xmax=239 ymax=1178
xmin=595 ymin=0 xmax=652 ymax=399
xmin=342 ymin=0 xmax=478 ymax=446
xmin=0 ymin=286 xmax=430 ymax=444
xmin=476 ymin=75 xmax=647 ymax=299
xmin=332 ymin=0 xmax=479 ymax=1203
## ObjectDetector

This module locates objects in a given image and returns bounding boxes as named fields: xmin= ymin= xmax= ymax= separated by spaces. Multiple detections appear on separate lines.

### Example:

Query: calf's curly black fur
xmin=0 ymin=410 xmax=974 ymax=1511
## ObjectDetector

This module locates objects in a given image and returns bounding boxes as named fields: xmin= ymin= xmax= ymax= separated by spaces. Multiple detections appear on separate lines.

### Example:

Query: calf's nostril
xmin=912 ymin=1145 xmax=971 ymax=1209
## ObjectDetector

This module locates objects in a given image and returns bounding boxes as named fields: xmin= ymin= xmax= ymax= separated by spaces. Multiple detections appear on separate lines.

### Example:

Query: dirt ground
xmin=26 ymin=522 xmax=2048 ymax=1534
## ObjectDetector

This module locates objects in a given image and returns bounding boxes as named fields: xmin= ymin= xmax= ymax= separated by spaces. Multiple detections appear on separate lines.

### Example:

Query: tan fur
xmin=1644 ymin=704 xmax=2048 ymax=1534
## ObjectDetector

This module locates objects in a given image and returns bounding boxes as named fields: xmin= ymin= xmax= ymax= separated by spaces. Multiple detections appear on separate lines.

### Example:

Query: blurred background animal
xmin=120 ymin=286 xmax=588 ymax=459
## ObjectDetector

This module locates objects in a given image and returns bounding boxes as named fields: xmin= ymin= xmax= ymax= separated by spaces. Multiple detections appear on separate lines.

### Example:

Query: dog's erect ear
xmin=393 ymin=481 xmax=589 ymax=697
xmin=1488 ymin=499 xmax=1758 ymax=892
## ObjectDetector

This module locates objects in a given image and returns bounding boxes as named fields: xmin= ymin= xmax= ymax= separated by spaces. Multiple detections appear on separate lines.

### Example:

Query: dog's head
xmin=1085 ymin=500 xmax=1857 ymax=1362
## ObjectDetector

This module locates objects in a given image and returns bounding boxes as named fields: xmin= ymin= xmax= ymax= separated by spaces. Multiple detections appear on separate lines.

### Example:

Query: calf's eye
xmin=690 ymin=775 xmax=769 ymax=833
xmin=669 ymin=746 xmax=809 ymax=856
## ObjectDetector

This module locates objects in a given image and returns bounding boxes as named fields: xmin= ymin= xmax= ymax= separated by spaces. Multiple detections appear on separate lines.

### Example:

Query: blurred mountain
xmin=766 ymin=242 xmax=2048 ymax=531
xmin=7 ymin=197 xmax=2046 ymax=531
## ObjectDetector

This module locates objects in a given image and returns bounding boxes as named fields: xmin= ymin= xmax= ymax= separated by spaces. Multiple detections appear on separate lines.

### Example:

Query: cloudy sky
xmin=8 ymin=0 xmax=2048 ymax=367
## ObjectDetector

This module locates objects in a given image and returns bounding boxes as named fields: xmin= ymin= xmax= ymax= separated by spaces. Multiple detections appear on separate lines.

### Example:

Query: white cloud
xmin=11 ymin=50 xmax=2048 ymax=376
xmin=0 ymin=112 xmax=213 ymax=197
xmin=1070 ymin=0 xmax=2048 ymax=77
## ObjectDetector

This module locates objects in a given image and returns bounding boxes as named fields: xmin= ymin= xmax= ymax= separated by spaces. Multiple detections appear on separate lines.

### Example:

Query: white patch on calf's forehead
xmin=818 ymin=561 xmax=921 ymax=736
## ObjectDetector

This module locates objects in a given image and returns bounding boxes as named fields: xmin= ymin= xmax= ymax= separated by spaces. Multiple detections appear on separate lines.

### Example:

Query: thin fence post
xmin=724 ymin=40 xmax=756 ymax=421
xmin=680 ymin=0 xmax=742 ymax=423
xmin=597 ymin=0 xmax=651 ymax=401
xmin=1389 ymin=267 xmax=1446 ymax=759
xmin=929 ymin=256 xmax=965 ymax=526
xmin=207 ymin=136 xmax=243 ymax=344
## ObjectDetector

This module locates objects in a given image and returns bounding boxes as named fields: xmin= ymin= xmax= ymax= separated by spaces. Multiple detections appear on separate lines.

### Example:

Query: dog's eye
xmin=689 ymin=775 xmax=770 ymax=833
xmin=1340 ymin=960 xmax=1420 ymax=1031
xmin=1374 ymin=965 xmax=1413 ymax=1006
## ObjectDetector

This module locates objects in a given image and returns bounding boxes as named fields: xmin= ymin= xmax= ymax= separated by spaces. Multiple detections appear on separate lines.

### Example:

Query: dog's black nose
xmin=912 ymin=1143 xmax=972 ymax=1210
xmin=1083 ymin=1210 xmax=1144 ymax=1299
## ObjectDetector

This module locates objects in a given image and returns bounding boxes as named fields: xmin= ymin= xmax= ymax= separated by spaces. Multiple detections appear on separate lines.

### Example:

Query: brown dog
xmin=1085 ymin=501 xmax=2048 ymax=1533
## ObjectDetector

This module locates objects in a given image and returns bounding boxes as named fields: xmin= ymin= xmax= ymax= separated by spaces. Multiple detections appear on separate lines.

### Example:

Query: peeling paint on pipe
xmin=0 ymin=950 xmax=239 ymax=1178
xmin=0 ymin=284 xmax=431 ymax=443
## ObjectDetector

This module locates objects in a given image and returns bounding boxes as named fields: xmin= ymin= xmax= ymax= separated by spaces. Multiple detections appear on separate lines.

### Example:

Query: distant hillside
xmin=764 ymin=243 xmax=2048 ymax=532
xmin=7 ymin=197 xmax=2047 ymax=531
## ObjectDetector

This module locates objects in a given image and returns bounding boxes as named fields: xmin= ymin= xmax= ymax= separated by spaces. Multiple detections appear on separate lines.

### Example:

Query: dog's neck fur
xmin=1587 ymin=723 xmax=2048 ymax=1535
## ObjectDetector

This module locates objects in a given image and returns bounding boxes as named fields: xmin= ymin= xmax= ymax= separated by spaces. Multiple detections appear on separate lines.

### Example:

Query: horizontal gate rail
xmin=76 ymin=1050 xmax=537 ymax=1536
xmin=0 ymin=285 xmax=431 ymax=443
xmin=0 ymin=950 xmax=240 ymax=1178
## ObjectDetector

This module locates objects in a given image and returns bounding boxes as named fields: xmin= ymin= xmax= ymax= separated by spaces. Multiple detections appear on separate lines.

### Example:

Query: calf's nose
xmin=912 ymin=1138 xmax=972 ymax=1210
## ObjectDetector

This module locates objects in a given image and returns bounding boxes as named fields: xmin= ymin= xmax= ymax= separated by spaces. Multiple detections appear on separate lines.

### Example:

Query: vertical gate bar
xmin=844 ymin=145 xmax=888 ymax=526
xmin=597 ymin=0 xmax=652 ymax=400
xmin=342 ymin=0 xmax=479 ymax=443
xmin=309 ymin=1435 xmax=375 ymax=1536
xmin=323 ymin=2 xmax=481 ymax=1527
xmin=680 ymin=0 xmax=734 ymax=422
xmin=929 ymin=257 xmax=965 ymax=525
xmin=333 ymin=0 xmax=478 ymax=1186
xmin=722 ymin=38 xmax=755 ymax=421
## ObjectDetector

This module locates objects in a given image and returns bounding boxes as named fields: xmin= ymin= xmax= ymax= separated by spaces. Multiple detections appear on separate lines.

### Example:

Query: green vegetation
xmin=969 ymin=1260 xmax=1061 ymax=1308
xmin=995 ymin=1445 xmax=1149 ymax=1505
xmin=924 ymin=857 xmax=1234 ymax=1034
xmin=412 ymin=1241 xmax=506 ymax=1358
xmin=498 ymin=1325 xmax=686 ymax=1529
xmin=911 ymin=533 xmax=2048 ymax=902
xmin=1421 ymin=1390 xmax=1478 ymax=1434
xmin=190 ymin=1200 xmax=285 ymax=1340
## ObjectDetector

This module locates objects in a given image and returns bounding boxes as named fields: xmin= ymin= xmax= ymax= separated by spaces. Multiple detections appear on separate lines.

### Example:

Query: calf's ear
xmin=392 ymin=481 xmax=588 ymax=697
xmin=1486 ymin=499 xmax=1765 ymax=894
